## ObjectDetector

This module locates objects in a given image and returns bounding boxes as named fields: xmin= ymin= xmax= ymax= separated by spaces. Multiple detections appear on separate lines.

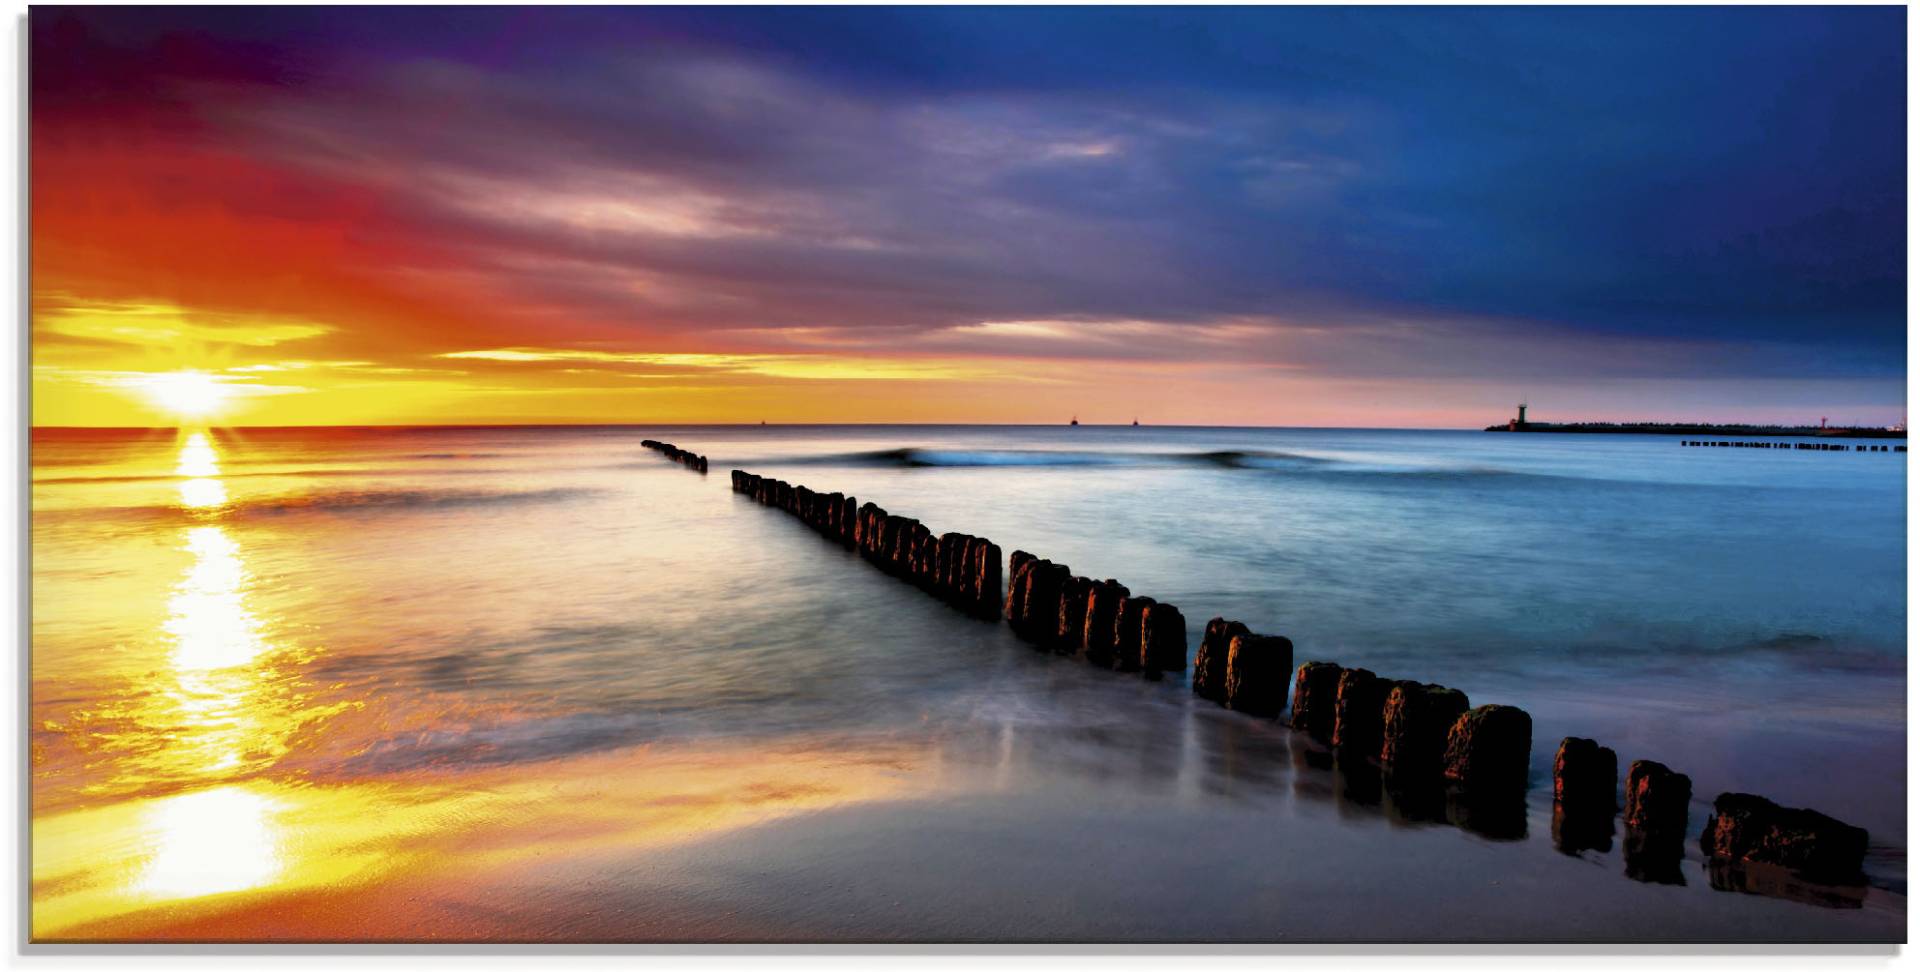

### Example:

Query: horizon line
xmin=28 ymin=419 xmax=1905 ymax=433
xmin=30 ymin=420 xmax=1473 ymax=432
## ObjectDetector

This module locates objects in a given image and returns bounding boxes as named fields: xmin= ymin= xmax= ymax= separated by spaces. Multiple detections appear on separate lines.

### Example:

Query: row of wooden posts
xmin=1003 ymin=552 xmax=1190 ymax=677
xmin=723 ymin=464 xmax=1870 ymax=889
xmin=1682 ymin=440 xmax=1904 ymax=452
xmin=642 ymin=439 xmax=709 ymax=472
xmin=729 ymin=470 xmax=1002 ymax=619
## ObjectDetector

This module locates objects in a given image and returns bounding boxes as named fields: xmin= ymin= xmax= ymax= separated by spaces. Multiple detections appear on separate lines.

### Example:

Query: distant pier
xmin=1484 ymin=405 xmax=1906 ymax=440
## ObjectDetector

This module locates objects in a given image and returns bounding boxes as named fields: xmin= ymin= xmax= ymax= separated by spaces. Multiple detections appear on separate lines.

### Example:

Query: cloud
xmin=212 ymin=11 xmax=1900 ymax=358
xmin=437 ymin=347 xmax=1039 ymax=382
xmin=27 ymin=8 xmax=1908 ymax=425
xmin=37 ymin=298 xmax=332 ymax=349
xmin=34 ymin=365 xmax=307 ymax=398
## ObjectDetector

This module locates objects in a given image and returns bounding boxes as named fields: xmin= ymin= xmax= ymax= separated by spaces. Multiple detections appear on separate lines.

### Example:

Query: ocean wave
xmin=1189 ymin=449 xmax=1336 ymax=470
xmin=877 ymin=447 xmax=1133 ymax=467
xmin=745 ymin=446 xmax=1325 ymax=469
xmin=736 ymin=445 xmax=1577 ymax=481
xmin=716 ymin=447 xmax=1107 ymax=468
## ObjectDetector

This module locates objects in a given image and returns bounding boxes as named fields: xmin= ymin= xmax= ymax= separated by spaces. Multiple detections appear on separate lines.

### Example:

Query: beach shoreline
xmin=29 ymin=425 xmax=1907 ymax=942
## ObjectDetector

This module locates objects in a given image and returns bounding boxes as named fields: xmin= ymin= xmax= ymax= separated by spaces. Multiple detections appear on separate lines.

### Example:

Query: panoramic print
xmin=29 ymin=6 xmax=1906 ymax=944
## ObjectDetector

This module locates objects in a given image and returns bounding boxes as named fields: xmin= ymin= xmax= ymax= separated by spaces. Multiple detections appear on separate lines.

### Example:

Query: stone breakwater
xmin=723 ymin=462 xmax=1873 ymax=906
xmin=642 ymin=439 xmax=709 ymax=473
xmin=1681 ymin=440 xmax=1905 ymax=453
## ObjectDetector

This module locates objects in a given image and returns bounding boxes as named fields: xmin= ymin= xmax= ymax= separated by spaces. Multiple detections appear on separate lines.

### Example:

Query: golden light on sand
xmin=133 ymin=370 xmax=234 ymax=419
xmin=30 ymin=738 xmax=923 ymax=940
xmin=133 ymin=786 xmax=284 ymax=900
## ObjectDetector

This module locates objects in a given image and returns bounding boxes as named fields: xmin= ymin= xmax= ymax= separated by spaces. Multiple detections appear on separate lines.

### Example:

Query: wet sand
xmin=36 ymin=657 xmax=1904 ymax=943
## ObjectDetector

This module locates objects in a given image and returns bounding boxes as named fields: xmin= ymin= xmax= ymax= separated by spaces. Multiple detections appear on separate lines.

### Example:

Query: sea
xmin=28 ymin=424 xmax=1908 ymax=941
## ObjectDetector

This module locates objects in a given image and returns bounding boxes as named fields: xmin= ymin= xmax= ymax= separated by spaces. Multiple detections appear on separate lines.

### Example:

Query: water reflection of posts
xmin=1552 ymin=804 xmax=1612 ymax=855
xmin=1706 ymin=859 xmax=1867 ymax=911
xmin=1330 ymin=755 xmax=1382 ymax=811
xmin=1289 ymin=732 xmax=1338 ymax=805
xmin=1699 ymin=792 xmax=1871 ymax=909
xmin=1381 ymin=775 xmax=1448 ymax=828
xmin=1191 ymin=711 xmax=1287 ymax=799
xmin=1443 ymin=786 xmax=1527 ymax=841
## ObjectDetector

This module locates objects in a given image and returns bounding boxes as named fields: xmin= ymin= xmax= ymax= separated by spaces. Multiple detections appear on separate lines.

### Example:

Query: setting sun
xmin=132 ymin=371 xmax=234 ymax=420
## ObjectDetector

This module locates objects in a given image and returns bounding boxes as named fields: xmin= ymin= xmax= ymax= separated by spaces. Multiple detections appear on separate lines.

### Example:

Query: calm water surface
xmin=29 ymin=425 xmax=1908 ymax=941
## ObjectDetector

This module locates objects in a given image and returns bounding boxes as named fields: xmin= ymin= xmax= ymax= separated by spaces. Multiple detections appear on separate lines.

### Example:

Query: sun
xmin=134 ymin=370 xmax=235 ymax=420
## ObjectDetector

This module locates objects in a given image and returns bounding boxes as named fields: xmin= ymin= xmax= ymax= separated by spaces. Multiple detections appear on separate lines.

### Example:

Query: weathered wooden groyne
xmin=723 ymin=462 xmax=1870 ymax=899
xmin=642 ymin=439 xmax=709 ymax=472
xmin=1682 ymin=440 xmax=1903 ymax=452
xmin=1191 ymin=630 xmax=1531 ymax=829
xmin=1197 ymin=626 xmax=1870 ymax=892
xmin=1003 ymin=551 xmax=1190 ymax=680
xmin=730 ymin=470 xmax=1002 ymax=618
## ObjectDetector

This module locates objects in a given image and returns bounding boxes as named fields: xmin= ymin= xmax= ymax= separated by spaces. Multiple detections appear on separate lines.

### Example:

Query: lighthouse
xmin=1508 ymin=402 xmax=1529 ymax=431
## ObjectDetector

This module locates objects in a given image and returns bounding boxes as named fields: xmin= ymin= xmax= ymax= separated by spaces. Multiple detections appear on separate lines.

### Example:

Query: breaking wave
xmin=740 ymin=446 xmax=1602 ymax=484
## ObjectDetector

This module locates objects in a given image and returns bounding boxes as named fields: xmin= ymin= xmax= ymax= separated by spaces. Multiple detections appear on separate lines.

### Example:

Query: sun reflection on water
xmin=167 ymin=526 xmax=267 ymax=672
xmin=175 ymin=431 xmax=228 ymax=509
xmin=134 ymin=432 xmax=290 ymax=898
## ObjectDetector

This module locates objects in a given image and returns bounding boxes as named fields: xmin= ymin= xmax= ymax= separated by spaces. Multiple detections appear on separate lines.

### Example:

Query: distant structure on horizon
xmin=1486 ymin=404 xmax=1905 ymax=439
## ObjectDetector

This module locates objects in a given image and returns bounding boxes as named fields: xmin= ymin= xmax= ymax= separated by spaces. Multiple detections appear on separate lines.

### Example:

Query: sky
xmin=31 ymin=6 xmax=1908 ymax=428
